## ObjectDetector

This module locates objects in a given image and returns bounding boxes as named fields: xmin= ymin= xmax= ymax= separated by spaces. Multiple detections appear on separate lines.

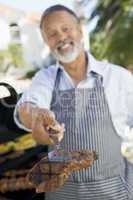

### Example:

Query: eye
xmin=63 ymin=27 xmax=72 ymax=33
xmin=48 ymin=32 xmax=57 ymax=39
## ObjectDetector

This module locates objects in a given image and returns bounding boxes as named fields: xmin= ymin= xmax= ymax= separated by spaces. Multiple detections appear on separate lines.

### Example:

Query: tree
xmin=90 ymin=0 xmax=133 ymax=71
xmin=8 ymin=43 xmax=25 ymax=68
xmin=0 ymin=43 xmax=25 ymax=72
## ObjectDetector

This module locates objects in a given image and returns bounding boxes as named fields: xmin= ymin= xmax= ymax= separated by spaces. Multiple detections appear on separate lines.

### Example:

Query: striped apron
xmin=45 ymin=68 xmax=133 ymax=200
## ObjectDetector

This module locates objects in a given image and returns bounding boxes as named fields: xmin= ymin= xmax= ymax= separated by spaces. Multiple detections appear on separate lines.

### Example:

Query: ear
xmin=78 ymin=23 xmax=83 ymax=38
xmin=78 ymin=22 xmax=83 ymax=36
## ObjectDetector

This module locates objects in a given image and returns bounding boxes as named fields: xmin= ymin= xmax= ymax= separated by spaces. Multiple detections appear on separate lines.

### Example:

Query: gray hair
xmin=40 ymin=4 xmax=79 ymax=30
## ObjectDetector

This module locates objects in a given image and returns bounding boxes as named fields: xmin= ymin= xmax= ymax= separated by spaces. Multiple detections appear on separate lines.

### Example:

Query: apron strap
xmin=53 ymin=67 xmax=63 ymax=91
xmin=90 ymin=71 xmax=103 ymax=86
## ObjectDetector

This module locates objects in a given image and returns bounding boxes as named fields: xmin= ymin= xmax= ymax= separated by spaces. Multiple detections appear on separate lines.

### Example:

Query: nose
xmin=56 ymin=31 xmax=67 ymax=43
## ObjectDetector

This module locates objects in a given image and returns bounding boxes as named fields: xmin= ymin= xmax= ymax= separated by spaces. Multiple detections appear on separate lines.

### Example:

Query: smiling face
xmin=41 ymin=11 xmax=84 ymax=63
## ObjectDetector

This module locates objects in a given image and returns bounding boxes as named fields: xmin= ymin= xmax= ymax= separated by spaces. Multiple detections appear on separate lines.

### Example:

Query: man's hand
xmin=31 ymin=108 xmax=65 ymax=145
xmin=121 ymin=127 xmax=133 ymax=163
xmin=121 ymin=142 xmax=133 ymax=163
xmin=18 ymin=103 xmax=64 ymax=145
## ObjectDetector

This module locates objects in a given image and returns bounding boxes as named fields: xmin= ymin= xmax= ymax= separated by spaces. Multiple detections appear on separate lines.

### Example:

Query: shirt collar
xmin=87 ymin=52 xmax=107 ymax=78
xmin=56 ymin=51 xmax=107 ymax=79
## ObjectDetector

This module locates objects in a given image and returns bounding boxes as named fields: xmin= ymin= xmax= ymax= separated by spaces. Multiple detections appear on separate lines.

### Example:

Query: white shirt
xmin=14 ymin=52 xmax=133 ymax=141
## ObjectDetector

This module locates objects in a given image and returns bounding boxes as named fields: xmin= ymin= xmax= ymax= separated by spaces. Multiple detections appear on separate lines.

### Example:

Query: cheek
xmin=71 ymin=30 xmax=83 ymax=43
xmin=43 ymin=33 xmax=57 ymax=50
xmin=45 ymin=39 xmax=57 ymax=51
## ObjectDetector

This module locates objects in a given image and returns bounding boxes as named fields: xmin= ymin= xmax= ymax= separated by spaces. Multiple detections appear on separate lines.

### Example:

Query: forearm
xmin=17 ymin=102 xmax=38 ymax=130
xmin=18 ymin=103 xmax=53 ymax=145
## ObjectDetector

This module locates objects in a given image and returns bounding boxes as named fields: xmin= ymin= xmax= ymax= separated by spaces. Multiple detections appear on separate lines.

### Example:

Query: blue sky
xmin=0 ymin=0 xmax=74 ymax=12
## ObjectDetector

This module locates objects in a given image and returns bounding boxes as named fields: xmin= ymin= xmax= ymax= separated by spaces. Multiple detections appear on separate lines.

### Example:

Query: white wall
xmin=0 ymin=19 xmax=10 ymax=49
xmin=20 ymin=21 xmax=47 ymax=67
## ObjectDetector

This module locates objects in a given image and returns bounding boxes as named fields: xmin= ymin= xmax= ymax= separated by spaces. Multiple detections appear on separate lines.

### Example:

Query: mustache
xmin=55 ymin=39 xmax=74 ymax=50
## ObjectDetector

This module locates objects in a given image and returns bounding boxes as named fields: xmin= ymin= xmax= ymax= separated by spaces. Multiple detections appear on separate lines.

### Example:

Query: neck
xmin=60 ymin=50 xmax=88 ymax=85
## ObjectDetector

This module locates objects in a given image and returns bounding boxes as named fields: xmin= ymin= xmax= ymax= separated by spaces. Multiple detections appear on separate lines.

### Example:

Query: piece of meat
xmin=0 ymin=177 xmax=33 ymax=193
xmin=27 ymin=150 xmax=97 ymax=193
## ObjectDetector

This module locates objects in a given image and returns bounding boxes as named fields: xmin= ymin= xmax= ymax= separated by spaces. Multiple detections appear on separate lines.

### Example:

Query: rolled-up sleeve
xmin=14 ymin=66 xmax=57 ymax=130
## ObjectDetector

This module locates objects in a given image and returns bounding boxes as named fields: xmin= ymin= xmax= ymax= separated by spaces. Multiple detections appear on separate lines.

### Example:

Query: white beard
xmin=52 ymin=39 xmax=84 ymax=63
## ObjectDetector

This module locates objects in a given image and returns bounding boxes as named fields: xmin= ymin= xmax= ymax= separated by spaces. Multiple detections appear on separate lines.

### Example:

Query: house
xmin=0 ymin=4 xmax=50 ymax=72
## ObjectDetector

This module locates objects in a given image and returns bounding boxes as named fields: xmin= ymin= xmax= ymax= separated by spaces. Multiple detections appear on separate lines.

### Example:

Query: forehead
xmin=42 ymin=11 xmax=78 ymax=30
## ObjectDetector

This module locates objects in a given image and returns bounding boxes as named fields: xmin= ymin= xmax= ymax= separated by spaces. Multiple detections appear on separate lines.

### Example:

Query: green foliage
xmin=24 ymin=68 xmax=39 ymax=79
xmin=0 ymin=43 xmax=25 ymax=72
xmin=8 ymin=44 xmax=25 ymax=68
xmin=90 ymin=0 xmax=133 ymax=70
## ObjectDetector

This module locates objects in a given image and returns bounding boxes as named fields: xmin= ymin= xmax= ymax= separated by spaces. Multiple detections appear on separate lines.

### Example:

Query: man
xmin=14 ymin=5 xmax=133 ymax=200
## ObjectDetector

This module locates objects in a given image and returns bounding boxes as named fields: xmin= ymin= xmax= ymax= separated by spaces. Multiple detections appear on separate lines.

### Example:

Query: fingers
xmin=48 ymin=122 xmax=65 ymax=143
xmin=31 ymin=108 xmax=65 ymax=145
xmin=32 ymin=117 xmax=54 ymax=145
xmin=42 ymin=109 xmax=56 ymax=126
xmin=121 ymin=142 xmax=133 ymax=163
xmin=50 ymin=123 xmax=65 ymax=134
